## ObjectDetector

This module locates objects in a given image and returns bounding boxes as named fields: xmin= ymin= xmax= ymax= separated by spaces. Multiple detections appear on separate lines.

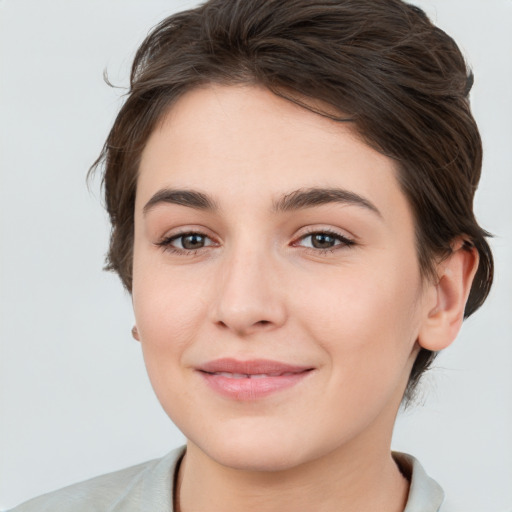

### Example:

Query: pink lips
xmin=197 ymin=358 xmax=314 ymax=401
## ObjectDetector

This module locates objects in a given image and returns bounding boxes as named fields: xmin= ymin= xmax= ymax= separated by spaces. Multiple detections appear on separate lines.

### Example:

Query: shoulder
xmin=7 ymin=445 xmax=186 ymax=512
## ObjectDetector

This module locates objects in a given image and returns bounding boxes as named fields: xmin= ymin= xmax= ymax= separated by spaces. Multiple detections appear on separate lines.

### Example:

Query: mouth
xmin=202 ymin=371 xmax=307 ymax=379
xmin=197 ymin=357 xmax=313 ymax=375
xmin=196 ymin=358 xmax=315 ymax=401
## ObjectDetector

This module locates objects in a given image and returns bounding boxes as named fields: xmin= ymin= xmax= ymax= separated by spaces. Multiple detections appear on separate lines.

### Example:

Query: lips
xmin=208 ymin=371 xmax=300 ymax=379
xmin=198 ymin=358 xmax=313 ymax=375
xmin=196 ymin=358 xmax=314 ymax=401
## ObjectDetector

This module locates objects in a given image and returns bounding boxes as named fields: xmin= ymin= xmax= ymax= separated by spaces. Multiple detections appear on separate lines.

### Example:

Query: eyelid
xmin=156 ymin=225 xmax=217 ymax=242
xmin=172 ymin=233 xmax=216 ymax=248
xmin=155 ymin=227 xmax=219 ymax=255
xmin=154 ymin=225 xmax=356 ymax=257
xmin=293 ymin=226 xmax=355 ymax=242
xmin=291 ymin=226 xmax=356 ymax=252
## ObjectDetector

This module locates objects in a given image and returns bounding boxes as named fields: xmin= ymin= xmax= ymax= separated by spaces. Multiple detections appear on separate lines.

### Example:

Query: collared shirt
xmin=8 ymin=446 xmax=448 ymax=512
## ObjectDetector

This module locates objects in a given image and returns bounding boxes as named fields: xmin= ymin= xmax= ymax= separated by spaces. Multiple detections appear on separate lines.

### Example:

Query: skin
xmin=132 ymin=84 xmax=478 ymax=512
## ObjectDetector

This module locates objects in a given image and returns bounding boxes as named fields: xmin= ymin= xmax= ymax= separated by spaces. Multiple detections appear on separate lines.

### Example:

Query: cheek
xmin=293 ymin=255 xmax=423 ymax=368
xmin=132 ymin=267 xmax=210 ymax=411
xmin=132 ymin=255 xmax=210 ymax=357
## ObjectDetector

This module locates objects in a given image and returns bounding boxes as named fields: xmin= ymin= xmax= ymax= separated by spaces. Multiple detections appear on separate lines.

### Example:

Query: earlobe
xmin=132 ymin=325 xmax=140 ymax=341
xmin=418 ymin=242 xmax=479 ymax=352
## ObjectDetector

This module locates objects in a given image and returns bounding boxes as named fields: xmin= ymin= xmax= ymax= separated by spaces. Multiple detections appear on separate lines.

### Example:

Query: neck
xmin=175 ymin=436 xmax=409 ymax=512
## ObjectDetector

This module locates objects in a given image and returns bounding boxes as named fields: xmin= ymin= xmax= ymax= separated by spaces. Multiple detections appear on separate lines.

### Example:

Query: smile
xmin=206 ymin=371 xmax=301 ymax=379
xmin=196 ymin=359 xmax=314 ymax=401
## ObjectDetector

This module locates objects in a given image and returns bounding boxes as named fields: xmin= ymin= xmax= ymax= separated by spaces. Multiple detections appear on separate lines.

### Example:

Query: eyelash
xmin=155 ymin=231 xmax=216 ymax=257
xmin=294 ymin=228 xmax=356 ymax=255
xmin=156 ymin=229 xmax=355 ymax=257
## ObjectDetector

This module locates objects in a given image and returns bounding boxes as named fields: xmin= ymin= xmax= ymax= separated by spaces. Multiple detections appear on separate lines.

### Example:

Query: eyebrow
xmin=143 ymin=186 xmax=381 ymax=218
xmin=272 ymin=187 xmax=382 ymax=217
xmin=143 ymin=189 xmax=218 ymax=215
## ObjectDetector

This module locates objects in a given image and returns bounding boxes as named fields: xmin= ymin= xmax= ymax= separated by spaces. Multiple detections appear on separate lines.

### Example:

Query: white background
xmin=0 ymin=0 xmax=511 ymax=510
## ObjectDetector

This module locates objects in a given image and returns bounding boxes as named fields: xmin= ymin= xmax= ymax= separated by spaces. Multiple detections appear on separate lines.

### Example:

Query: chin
xmin=186 ymin=419 xmax=324 ymax=473
xmin=206 ymin=441 xmax=306 ymax=472
xmin=197 ymin=428 xmax=369 ymax=475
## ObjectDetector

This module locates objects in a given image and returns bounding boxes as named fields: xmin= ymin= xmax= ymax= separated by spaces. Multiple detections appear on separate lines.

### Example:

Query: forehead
xmin=136 ymin=84 xmax=408 ymax=223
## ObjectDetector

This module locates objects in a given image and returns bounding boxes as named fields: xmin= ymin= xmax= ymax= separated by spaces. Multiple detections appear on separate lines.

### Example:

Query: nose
xmin=211 ymin=245 xmax=287 ymax=336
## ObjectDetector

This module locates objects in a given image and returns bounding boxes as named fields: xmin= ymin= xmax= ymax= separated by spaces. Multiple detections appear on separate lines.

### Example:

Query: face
xmin=132 ymin=84 xmax=434 ymax=471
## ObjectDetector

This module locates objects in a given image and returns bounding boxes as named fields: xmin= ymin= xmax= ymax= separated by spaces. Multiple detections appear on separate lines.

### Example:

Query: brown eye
xmin=180 ymin=234 xmax=206 ymax=249
xmin=157 ymin=231 xmax=216 ymax=253
xmin=310 ymin=233 xmax=337 ymax=249
xmin=295 ymin=231 xmax=355 ymax=252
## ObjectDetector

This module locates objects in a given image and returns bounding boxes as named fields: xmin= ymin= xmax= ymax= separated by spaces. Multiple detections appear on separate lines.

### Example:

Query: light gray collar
xmin=393 ymin=452 xmax=446 ymax=512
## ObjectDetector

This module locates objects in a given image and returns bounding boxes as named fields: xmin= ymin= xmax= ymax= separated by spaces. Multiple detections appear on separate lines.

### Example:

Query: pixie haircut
xmin=91 ymin=0 xmax=493 ymax=401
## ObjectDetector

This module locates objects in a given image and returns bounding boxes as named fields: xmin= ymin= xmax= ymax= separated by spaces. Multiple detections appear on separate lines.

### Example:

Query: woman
xmin=7 ymin=0 xmax=496 ymax=510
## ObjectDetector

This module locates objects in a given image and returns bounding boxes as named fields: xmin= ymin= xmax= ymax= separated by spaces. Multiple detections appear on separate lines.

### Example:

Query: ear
xmin=418 ymin=241 xmax=479 ymax=352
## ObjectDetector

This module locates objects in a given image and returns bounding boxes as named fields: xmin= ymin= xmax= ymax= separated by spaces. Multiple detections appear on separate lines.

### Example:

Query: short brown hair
xmin=91 ymin=0 xmax=493 ymax=401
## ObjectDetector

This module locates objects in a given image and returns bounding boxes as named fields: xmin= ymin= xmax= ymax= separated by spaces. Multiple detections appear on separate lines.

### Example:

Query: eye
xmin=156 ymin=231 xmax=217 ymax=254
xmin=294 ymin=230 xmax=355 ymax=252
